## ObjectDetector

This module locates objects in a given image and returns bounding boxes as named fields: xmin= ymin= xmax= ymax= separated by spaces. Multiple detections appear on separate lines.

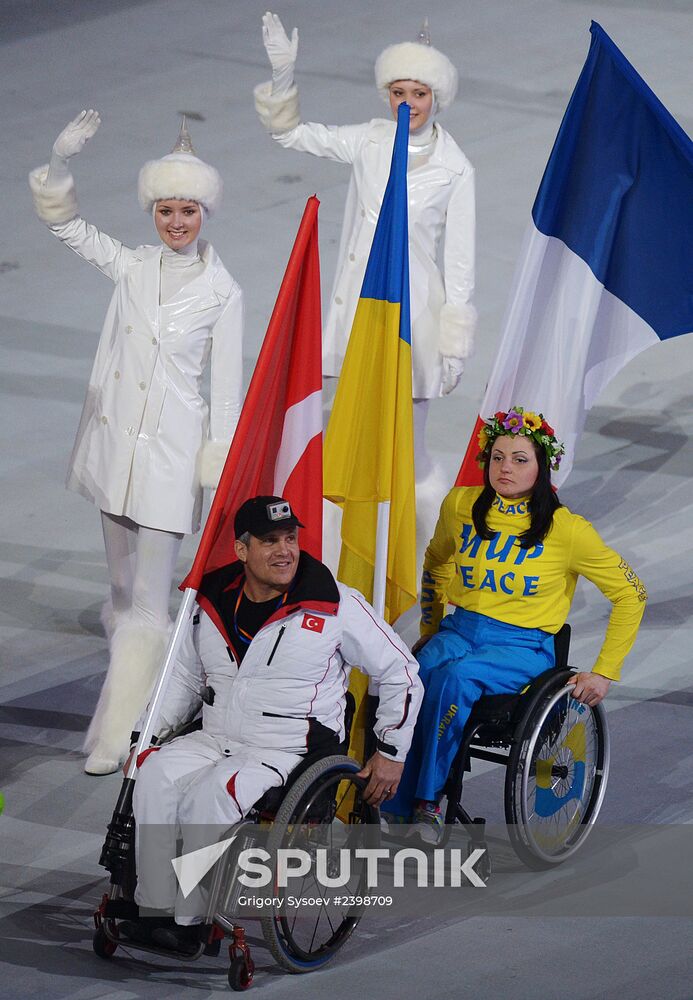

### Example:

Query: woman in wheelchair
xmin=385 ymin=406 xmax=647 ymax=843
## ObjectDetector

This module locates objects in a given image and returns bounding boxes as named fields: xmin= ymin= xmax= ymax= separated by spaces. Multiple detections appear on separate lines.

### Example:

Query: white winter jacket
xmin=153 ymin=554 xmax=423 ymax=762
xmin=39 ymin=213 xmax=243 ymax=534
xmin=270 ymin=117 xmax=476 ymax=398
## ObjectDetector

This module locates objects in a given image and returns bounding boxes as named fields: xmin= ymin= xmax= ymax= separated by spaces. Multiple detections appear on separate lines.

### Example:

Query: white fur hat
xmin=375 ymin=41 xmax=458 ymax=110
xmin=137 ymin=118 xmax=223 ymax=217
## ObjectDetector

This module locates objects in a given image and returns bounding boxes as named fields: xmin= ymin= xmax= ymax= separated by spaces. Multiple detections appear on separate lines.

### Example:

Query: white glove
xmin=262 ymin=11 xmax=298 ymax=95
xmin=52 ymin=109 xmax=101 ymax=160
xmin=440 ymin=356 xmax=465 ymax=396
xmin=47 ymin=109 xmax=101 ymax=187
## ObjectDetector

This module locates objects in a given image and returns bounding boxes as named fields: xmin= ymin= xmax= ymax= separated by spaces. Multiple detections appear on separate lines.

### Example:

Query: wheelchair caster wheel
xmin=228 ymin=954 xmax=255 ymax=991
xmin=93 ymin=925 xmax=118 ymax=959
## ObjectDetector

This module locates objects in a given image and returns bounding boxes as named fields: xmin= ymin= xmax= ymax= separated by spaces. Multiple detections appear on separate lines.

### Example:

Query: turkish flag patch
xmin=301 ymin=613 xmax=325 ymax=634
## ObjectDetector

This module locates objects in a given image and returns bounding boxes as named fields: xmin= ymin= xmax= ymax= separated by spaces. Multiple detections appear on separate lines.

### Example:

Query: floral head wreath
xmin=477 ymin=406 xmax=565 ymax=472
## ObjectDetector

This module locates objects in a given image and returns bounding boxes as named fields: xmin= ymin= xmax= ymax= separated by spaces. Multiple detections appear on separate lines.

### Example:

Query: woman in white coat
xmin=29 ymin=113 xmax=244 ymax=774
xmin=255 ymin=14 xmax=476 ymax=530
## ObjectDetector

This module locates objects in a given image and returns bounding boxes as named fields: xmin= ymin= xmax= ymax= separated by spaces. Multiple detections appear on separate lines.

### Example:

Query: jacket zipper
xmin=267 ymin=626 xmax=286 ymax=665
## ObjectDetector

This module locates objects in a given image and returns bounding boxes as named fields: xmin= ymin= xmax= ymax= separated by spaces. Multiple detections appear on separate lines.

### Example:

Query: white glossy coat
xmin=274 ymin=118 xmax=475 ymax=397
xmin=50 ymin=217 xmax=244 ymax=534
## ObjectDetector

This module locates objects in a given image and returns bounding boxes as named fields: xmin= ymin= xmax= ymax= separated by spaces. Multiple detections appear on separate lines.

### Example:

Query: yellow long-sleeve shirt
xmin=420 ymin=487 xmax=647 ymax=680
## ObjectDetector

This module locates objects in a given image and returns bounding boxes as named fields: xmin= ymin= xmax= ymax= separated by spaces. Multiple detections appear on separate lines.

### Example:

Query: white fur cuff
xmin=438 ymin=301 xmax=478 ymax=359
xmin=28 ymin=165 xmax=78 ymax=224
xmin=254 ymin=81 xmax=300 ymax=134
xmin=199 ymin=439 xmax=229 ymax=488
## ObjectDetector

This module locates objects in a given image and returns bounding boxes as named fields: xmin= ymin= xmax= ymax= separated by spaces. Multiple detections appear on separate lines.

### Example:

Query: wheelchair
xmin=92 ymin=693 xmax=381 ymax=990
xmin=436 ymin=624 xmax=611 ymax=872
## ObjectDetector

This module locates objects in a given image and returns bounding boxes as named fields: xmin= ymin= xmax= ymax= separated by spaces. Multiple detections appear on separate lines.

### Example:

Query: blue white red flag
xmin=457 ymin=22 xmax=693 ymax=487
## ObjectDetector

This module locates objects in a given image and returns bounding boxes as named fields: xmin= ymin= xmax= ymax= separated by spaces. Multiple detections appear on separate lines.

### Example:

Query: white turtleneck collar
xmin=158 ymin=239 xmax=205 ymax=304
xmin=161 ymin=239 xmax=201 ymax=268
xmin=408 ymin=119 xmax=436 ymax=149
xmin=407 ymin=113 xmax=438 ymax=169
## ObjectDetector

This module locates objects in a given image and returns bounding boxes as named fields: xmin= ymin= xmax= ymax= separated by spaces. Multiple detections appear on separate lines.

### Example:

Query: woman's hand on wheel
xmin=53 ymin=109 xmax=101 ymax=160
xmin=567 ymin=671 xmax=611 ymax=707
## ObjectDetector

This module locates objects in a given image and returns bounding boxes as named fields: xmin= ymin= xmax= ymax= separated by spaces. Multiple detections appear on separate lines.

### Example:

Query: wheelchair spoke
xmin=288 ymin=870 xmax=312 ymax=934
xmin=319 ymin=901 xmax=337 ymax=938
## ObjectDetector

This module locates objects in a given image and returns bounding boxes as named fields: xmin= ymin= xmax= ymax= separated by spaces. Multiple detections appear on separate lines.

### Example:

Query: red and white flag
xmin=182 ymin=196 xmax=323 ymax=588
xmin=301 ymin=613 xmax=325 ymax=633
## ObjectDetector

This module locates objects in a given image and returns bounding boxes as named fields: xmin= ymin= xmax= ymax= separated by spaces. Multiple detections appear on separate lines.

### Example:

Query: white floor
xmin=1 ymin=1 xmax=692 ymax=997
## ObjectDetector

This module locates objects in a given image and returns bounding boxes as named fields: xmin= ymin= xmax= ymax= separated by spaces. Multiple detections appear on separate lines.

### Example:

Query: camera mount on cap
xmin=234 ymin=495 xmax=304 ymax=540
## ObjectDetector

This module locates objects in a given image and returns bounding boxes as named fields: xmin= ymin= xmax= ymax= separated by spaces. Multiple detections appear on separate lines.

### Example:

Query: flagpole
xmin=372 ymin=500 xmax=390 ymax=617
xmin=124 ymin=588 xmax=198 ymax=778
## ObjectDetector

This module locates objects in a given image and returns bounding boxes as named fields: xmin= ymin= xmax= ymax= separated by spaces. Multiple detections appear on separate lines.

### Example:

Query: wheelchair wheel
xmin=228 ymin=954 xmax=254 ymax=991
xmin=505 ymin=683 xmax=610 ymax=869
xmin=92 ymin=924 xmax=118 ymax=959
xmin=259 ymin=755 xmax=380 ymax=974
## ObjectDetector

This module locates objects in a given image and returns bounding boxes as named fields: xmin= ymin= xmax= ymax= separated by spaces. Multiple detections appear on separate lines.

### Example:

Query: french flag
xmin=457 ymin=22 xmax=693 ymax=487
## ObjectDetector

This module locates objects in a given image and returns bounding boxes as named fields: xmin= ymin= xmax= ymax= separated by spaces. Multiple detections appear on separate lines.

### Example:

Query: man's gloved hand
xmin=440 ymin=355 xmax=465 ymax=395
xmin=52 ymin=109 xmax=101 ymax=161
xmin=262 ymin=11 xmax=298 ymax=94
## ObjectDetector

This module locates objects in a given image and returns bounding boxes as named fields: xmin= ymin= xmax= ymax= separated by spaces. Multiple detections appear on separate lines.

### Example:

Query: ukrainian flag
xmin=324 ymin=102 xmax=417 ymax=626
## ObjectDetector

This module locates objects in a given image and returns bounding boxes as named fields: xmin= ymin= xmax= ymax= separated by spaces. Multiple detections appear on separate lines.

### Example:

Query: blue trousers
xmin=388 ymin=607 xmax=555 ymax=819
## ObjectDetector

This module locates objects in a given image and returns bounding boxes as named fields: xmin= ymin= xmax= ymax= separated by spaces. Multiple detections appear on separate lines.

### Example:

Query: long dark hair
xmin=471 ymin=438 xmax=561 ymax=548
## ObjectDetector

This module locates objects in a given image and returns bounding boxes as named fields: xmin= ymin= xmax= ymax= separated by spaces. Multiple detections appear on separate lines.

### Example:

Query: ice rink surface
xmin=1 ymin=1 xmax=692 ymax=997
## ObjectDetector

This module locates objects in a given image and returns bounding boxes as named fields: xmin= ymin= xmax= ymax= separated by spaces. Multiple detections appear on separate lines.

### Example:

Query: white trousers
xmin=133 ymin=732 xmax=301 ymax=924
xmin=83 ymin=514 xmax=184 ymax=761
xmin=101 ymin=511 xmax=183 ymax=628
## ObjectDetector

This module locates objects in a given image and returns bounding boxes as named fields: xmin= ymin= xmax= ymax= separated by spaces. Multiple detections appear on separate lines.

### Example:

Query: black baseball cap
xmin=234 ymin=496 xmax=304 ymax=539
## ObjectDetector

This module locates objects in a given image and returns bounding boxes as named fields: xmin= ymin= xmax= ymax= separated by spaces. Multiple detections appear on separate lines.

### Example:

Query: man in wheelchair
xmin=122 ymin=495 xmax=423 ymax=952
xmin=385 ymin=406 xmax=647 ymax=844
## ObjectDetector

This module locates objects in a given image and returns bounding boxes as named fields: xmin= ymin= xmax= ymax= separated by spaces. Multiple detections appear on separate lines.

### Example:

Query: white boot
xmin=99 ymin=598 xmax=128 ymax=641
xmin=84 ymin=616 xmax=169 ymax=775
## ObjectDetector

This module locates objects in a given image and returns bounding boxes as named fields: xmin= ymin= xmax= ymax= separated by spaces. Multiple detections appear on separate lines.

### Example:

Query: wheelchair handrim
xmin=260 ymin=759 xmax=379 ymax=970
xmin=516 ymin=686 xmax=610 ymax=864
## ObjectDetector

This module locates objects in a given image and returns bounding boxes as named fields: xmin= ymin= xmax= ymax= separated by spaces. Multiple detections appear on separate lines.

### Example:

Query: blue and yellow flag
xmin=324 ymin=102 xmax=417 ymax=626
